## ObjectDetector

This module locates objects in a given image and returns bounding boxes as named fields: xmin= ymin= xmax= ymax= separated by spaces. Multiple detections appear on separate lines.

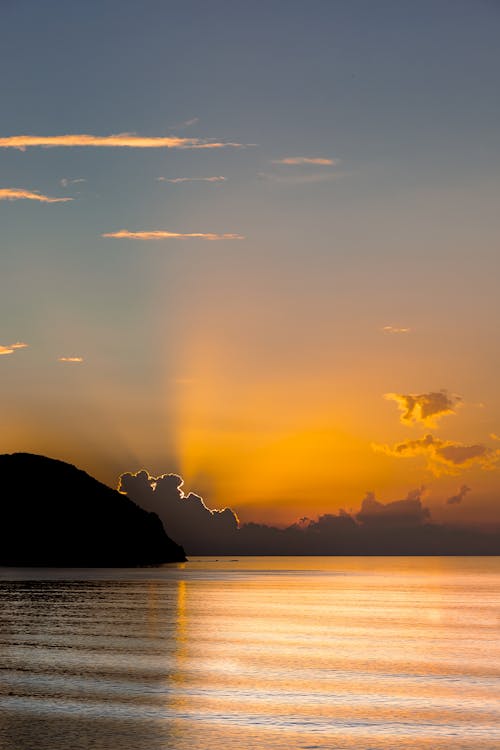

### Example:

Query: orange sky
xmin=1 ymin=2 xmax=500 ymax=528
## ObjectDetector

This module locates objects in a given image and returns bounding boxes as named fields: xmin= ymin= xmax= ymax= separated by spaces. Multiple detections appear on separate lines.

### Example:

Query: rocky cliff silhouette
xmin=0 ymin=453 xmax=186 ymax=565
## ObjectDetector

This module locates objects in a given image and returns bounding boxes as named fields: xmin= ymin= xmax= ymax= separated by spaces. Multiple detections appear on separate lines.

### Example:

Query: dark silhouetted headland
xmin=0 ymin=453 xmax=186 ymax=565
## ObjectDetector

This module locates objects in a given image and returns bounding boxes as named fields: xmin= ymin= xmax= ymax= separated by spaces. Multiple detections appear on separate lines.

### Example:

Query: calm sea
xmin=0 ymin=557 xmax=499 ymax=750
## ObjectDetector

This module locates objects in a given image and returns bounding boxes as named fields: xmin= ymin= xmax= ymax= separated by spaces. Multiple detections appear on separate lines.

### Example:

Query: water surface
xmin=0 ymin=557 xmax=499 ymax=749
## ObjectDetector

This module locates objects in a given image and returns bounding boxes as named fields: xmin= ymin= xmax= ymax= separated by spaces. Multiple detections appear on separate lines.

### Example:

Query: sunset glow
xmin=1 ymin=1 xmax=499 ymax=532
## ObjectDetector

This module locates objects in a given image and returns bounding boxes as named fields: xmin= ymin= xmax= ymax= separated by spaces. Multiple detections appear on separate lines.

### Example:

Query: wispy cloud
xmin=0 ymin=342 xmax=28 ymax=356
xmin=171 ymin=117 xmax=200 ymax=129
xmin=382 ymin=325 xmax=411 ymax=334
xmin=58 ymin=356 xmax=84 ymax=363
xmin=60 ymin=177 xmax=86 ymax=188
xmin=102 ymin=229 xmax=244 ymax=241
xmin=373 ymin=434 xmax=500 ymax=475
xmin=258 ymin=171 xmax=346 ymax=185
xmin=385 ymin=390 xmax=462 ymax=427
xmin=0 ymin=188 xmax=72 ymax=203
xmin=0 ymin=133 xmax=246 ymax=151
xmin=157 ymin=176 xmax=226 ymax=183
xmin=447 ymin=484 xmax=471 ymax=505
xmin=272 ymin=157 xmax=338 ymax=166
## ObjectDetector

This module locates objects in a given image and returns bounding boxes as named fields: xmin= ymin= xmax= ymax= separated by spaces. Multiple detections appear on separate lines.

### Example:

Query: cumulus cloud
xmin=382 ymin=325 xmax=411 ymax=334
xmin=0 ymin=342 xmax=28 ymax=355
xmin=157 ymin=176 xmax=226 ymax=183
xmin=0 ymin=133 xmax=246 ymax=151
xmin=373 ymin=434 xmax=500 ymax=474
xmin=447 ymin=484 xmax=471 ymax=505
xmin=356 ymin=488 xmax=430 ymax=525
xmin=385 ymin=390 xmax=462 ymax=427
xmin=58 ymin=356 xmax=84 ymax=363
xmin=118 ymin=471 xmax=239 ymax=554
xmin=271 ymin=157 xmax=338 ymax=165
xmin=0 ymin=188 xmax=72 ymax=203
xmin=102 ymin=229 xmax=244 ymax=241
xmin=119 ymin=468 xmax=499 ymax=555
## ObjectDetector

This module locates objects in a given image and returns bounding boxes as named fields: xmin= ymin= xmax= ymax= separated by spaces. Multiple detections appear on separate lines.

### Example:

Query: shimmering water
xmin=0 ymin=557 xmax=499 ymax=750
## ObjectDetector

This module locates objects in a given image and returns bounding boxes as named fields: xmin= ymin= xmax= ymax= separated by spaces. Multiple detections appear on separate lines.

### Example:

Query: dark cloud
xmin=355 ymin=488 xmax=430 ymax=526
xmin=118 ymin=470 xmax=238 ymax=554
xmin=447 ymin=485 xmax=471 ymax=505
xmin=373 ymin=434 xmax=499 ymax=474
xmin=119 ymin=471 xmax=499 ymax=556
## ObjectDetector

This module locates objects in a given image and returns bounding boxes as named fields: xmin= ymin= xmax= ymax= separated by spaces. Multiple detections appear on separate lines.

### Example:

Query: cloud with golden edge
xmin=157 ymin=176 xmax=226 ymax=183
xmin=372 ymin=434 xmax=500 ymax=475
xmin=58 ymin=356 xmax=84 ymax=363
xmin=0 ymin=342 xmax=28 ymax=355
xmin=0 ymin=133 xmax=246 ymax=151
xmin=382 ymin=325 xmax=411 ymax=334
xmin=385 ymin=390 xmax=462 ymax=427
xmin=272 ymin=157 xmax=338 ymax=165
xmin=102 ymin=230 xmax=244 ymax=241
xmin=0 ymin=188 xmax=72 ymax=203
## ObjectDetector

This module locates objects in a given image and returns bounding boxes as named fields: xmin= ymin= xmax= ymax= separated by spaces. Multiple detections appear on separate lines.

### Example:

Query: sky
xmin=1 ymin=0 xmax=500 ymax=528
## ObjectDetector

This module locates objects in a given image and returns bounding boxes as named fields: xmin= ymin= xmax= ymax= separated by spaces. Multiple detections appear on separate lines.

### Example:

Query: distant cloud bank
xmin=58 ymin=356 xmax=84 ymax=363
xmin=120 ymin=470 xmax=499 ymax=555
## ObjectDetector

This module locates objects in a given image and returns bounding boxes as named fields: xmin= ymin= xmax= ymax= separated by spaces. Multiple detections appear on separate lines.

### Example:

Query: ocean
xmin=0 ymin=557 xmax=499 ymax=749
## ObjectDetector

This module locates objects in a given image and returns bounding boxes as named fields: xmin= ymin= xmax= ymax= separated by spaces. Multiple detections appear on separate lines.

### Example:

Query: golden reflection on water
xmin=0 ymin=557 xmax=499 ymax=750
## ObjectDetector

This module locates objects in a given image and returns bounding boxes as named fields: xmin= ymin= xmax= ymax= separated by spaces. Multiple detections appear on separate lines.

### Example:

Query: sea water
xmin=0 ymin=557 xmax=499 ymax=750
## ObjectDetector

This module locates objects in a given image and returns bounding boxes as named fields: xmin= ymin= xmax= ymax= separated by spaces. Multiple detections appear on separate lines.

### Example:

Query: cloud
xmin=271 ymin=157 xmax=338 ymax=166
xmin=119 ymin=468 xmax=499 ymax=555
xmin=0 ymin=188 xmax=72 ymax=203
xmin=118 ymin=470 xmax=239 ymax=555
xmin=356 ymin=488 xmax=430 ymax=525
xmin=0 ymin=342 xmax=28 ymax=356
xmin=58 ymin=356 xmax=84 ymax=363
xmin=373 ymin=434 xmax=500 ymax=475
xmin=60 ymin=178 xmax=86 ymax=188
xmin=385 ymin=390 xmax=462 ymax=427
xmin=157 ymin=176 xmax=226 ymax=183
xmin=102 ymin=229 xmax=244 ymax=241
xmin=0 ymin=133 xmax=246 ymax=151
xmin=447 ymin=484 xmax=471 ymax=505
xmin=382 ymin=325 xmax=411 ymax=334
xmin=173 ymin=117 xmax=199 ymax=129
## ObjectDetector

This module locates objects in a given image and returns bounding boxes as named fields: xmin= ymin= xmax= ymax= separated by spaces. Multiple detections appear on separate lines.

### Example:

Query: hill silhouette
xmin=0 ymin=453 xmax=186 ymax=566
